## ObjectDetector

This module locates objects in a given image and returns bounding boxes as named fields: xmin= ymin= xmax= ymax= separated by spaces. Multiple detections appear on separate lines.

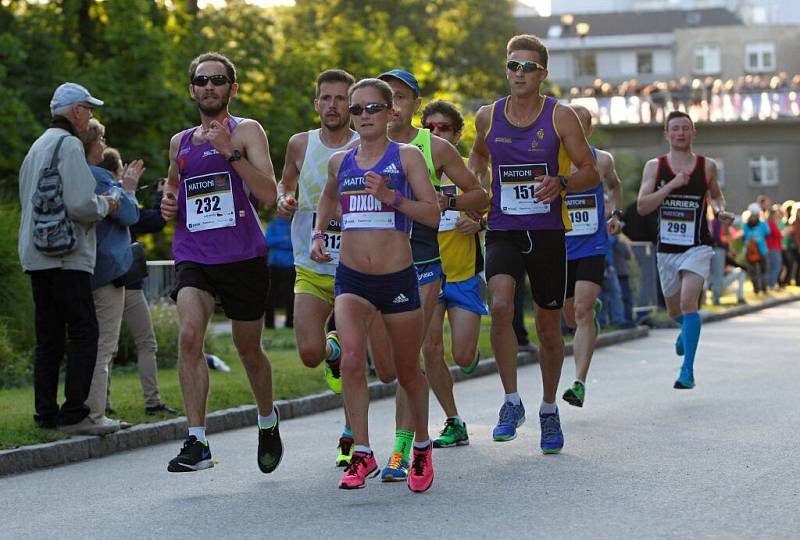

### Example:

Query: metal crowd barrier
xmin=630 ymin=241 xmax=658 ymax=320
xmin=143 ymin=260 xmax=176 ymax=302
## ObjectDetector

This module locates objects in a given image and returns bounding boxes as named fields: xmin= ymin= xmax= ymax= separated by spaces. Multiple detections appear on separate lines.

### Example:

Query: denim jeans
xmin=600 ymin=265 xmax=625 ymax=328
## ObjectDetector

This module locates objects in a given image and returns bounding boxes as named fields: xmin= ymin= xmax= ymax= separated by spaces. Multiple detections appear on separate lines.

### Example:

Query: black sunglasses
xmin=348 ymin=103 xmax=390 ymax=116
xmin=192 ymin=75 xmax=231 ymax=87
xmin=506 ymin=60 xmax=545 ymax=73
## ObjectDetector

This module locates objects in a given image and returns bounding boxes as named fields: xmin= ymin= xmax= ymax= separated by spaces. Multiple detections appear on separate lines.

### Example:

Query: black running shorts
xmin=171 ymin=257 xmax=270 ymax=321
xmin=565 ymin=254 xmax=606 ymax=299
xmin=485 ymin=229 xmax=567 ymax=310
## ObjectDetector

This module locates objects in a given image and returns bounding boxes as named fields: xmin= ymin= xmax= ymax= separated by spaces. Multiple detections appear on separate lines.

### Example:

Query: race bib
xmin=499 ymin=163 xmax=550 ymax=215
xmin=185 ymin=172 xmax=236 ymax=233
xmin=659 ymin=207 xmax=696 ymax=246
xmin=311 ymin=213 xmax=341 ymax=265
xmin=341 ymin=191 xmax=395 ymax=230
xmin=565 ymin=194 xmax=599 ymax=237
xmin=438 ymin=184 xmax=459 ymax=232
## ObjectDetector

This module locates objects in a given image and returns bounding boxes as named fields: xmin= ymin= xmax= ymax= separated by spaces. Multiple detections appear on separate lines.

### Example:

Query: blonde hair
xmin=80 ymin=118 xmax=105 ymax=154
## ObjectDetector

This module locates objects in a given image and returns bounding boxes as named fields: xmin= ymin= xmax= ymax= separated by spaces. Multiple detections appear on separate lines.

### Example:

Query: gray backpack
xmin=31 ymin=135 xmax=79 ymax=256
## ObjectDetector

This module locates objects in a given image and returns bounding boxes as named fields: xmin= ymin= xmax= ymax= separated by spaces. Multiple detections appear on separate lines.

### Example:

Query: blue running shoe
xmin=539 ymin=410 xmax=564 ymax=454
xmin=492 ymin=401 xmax=525 ymax=442
xmin=380 ymin=452 xmax=409 ymax=482
xmin=673 ymin=368 xmax=695 ymax=389
xmin=675 ymin=333 xmax=684 ymax=356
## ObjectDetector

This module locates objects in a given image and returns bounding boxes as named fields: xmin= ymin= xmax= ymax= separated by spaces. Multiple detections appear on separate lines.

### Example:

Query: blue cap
xmin=378 ymin=70 xmax=420 ymax=97
xmin=50 ymin=82 xmax=104 ymax=113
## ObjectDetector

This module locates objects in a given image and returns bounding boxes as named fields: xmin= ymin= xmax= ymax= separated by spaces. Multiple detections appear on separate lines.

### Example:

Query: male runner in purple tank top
xmin=469 ymin=34 xmax=599 ymax=454
xmin=160 ymin=52 xmax=283 ymax=474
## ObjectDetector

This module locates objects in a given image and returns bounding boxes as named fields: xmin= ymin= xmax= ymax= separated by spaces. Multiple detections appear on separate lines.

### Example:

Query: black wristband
xmin=611 ymin=209 xmax=624 ymax=220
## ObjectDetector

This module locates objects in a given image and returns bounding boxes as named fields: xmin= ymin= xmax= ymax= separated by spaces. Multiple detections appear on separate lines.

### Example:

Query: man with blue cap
xmin=375 ymin=69 xmax=488 ymax=481
xmin=18 ymin=82 xmax=120 ymax=436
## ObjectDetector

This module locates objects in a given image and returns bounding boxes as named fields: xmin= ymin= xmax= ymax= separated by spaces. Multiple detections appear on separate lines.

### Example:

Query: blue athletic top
xmin=337 ymin=141 xmax=413 ymax=234
xmin=566 ymin=147 xmax=607 ymax=261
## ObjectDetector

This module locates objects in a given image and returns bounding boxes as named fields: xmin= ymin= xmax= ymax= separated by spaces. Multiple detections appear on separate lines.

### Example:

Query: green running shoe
xmin=461 ymin=350 xmax=480 ymax=375
xmin=336 ymin=436 xmax=354 ymax=467
xmin=432 ymin=418 xmax=470 ymax=448
xmin=593 ymin=298 xmax=603 ymax=335
xmin=324 ymin=331 xmax=342 ymax=394
xmin=562 ymin=381 xmax=586 ymax=408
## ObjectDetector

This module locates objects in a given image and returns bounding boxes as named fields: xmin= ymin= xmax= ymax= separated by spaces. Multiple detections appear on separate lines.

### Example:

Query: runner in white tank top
xmin=276 ymin=70 xmax=395 ymax=467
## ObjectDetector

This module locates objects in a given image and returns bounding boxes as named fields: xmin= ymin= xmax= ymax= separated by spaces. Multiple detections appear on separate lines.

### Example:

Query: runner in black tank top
xmin=654 ymin=154 xmax=713 ymax=254
xmin=637 ymin=111 xmax=734 ymax=391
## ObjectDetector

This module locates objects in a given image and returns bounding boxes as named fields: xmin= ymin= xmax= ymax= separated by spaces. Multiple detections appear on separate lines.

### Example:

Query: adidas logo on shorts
xmin=392 ymin=293 xmax=409 ymax=304
xmin=382 ymin=163 xmax=400 ymax=175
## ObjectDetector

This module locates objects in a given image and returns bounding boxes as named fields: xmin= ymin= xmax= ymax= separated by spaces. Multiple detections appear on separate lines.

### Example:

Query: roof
xmin=517 ymin=8 xmax=742 ymax=39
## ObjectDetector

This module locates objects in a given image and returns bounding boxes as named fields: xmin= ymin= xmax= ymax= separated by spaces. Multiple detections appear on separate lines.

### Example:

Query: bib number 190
xmin=194 ymin=195 xmax=221 ymax=214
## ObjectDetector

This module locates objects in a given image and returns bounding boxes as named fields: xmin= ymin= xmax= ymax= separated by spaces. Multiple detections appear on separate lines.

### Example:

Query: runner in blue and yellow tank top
xmin=161 ymin=52 xmax=283 ymax=475
xmin=561 ymin=105 xmax=623 ymax=409
xmin=469 ymin=35 xmax=600 ymax=453
xmin=311 ymin=78 xmax=441 ymax=493
xmin=377 ymin=70 xmax=489 ymax=481
xmin=275 ymin=69 xmax=362 ymax=467
xmin=419 ymin=100 xmax=488 ymax=450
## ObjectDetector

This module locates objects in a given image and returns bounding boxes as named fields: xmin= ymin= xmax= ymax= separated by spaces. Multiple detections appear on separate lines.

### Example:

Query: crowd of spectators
xmin=565 ymin=73 xmax=800 ymax=125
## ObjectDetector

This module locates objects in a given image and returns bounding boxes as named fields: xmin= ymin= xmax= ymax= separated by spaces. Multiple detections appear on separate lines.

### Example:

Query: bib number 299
xmin=667 ymin=222 xmax=687 ymax=234
xmin=194 ymin=195 xmax=221 ymax=214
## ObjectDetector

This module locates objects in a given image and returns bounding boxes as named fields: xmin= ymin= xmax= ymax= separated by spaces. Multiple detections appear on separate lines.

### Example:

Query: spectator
xmin=709 ymin=210 xmax=742 ymax=305
xmin=765 ymin=206 xmax=783 ymax=289
xmin=264 ymin=215 xmax=295 ymax=329
xmin=742 ymin=203 xmax=770 ymax=294
xmin=600 ymin=235 xmax=625 ymax=328
xmin=81 ymin=119 xmax=140 ymax=431
xmin=780 ymin=201 xmax=798 ymax=286
xmin=99 ymin=149 xmax=178 ymax=416
xmin=612 ymin=233 xmax=635 ymax=328
xmin=17 ymin=82 xmax=119 ymax=435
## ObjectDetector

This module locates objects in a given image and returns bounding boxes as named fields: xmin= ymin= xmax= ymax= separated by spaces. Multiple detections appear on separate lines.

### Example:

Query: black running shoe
xmin=167 ymin=436 xmax=213 ymax=473
xmin=257 ymin=406 xmax=283 ymax=474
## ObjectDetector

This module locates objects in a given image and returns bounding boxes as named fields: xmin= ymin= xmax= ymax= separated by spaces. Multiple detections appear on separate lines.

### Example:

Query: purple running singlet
xmin=337 ymin=141 xmax=414 ymax=234
xmin=485 ymin=95 xmax=571 ymax=231
xmin=173 ymin=117 xmax=267 ymax=265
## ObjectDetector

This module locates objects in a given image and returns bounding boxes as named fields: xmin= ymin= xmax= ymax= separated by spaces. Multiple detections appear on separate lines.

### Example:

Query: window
xmin=637 ymin=52 xmax=653 ymax=74
xmin=693 ymin=44 xmax=720 ymax=75
xmin=749 ymin=156 xmax=779 ymax=186
xmin=745 ymin=42 xmax=776 ymax=73
xmin=574 ymin=52 xmax=596 ymax=77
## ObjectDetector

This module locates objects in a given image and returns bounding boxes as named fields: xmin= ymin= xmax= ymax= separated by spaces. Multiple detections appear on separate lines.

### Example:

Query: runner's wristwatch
xmin=559 ymin=176 xmax=569 ymax=189
xmin=447 ymin=196 xmax=457 ymax=210
xmin=227 ymin=149 xmax=242 ymax=162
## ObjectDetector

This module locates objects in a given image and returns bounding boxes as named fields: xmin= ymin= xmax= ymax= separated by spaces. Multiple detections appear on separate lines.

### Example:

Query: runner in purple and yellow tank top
xmin=469 ymin=34 xmax=599 ymax=453
xmin=311 ymin=78 xmax=440 ymax=493
xmin=160 ymin=52 xmax=283 ymax=475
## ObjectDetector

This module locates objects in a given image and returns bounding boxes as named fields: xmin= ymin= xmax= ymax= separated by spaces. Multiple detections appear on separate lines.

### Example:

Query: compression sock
xmin=681 ymin=312 xmax=702 ymax=373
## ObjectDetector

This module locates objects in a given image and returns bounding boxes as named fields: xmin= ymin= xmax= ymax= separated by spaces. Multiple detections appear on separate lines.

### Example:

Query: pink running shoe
xmin=339 ymin=451 xmax=378 ymax=489
xmin=407 ymin=444 xmax=434 ymax=493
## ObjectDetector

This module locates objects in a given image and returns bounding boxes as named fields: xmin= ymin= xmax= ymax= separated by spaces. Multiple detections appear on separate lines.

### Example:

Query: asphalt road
xmin=2 ymin=303 xmax=798 ymax=539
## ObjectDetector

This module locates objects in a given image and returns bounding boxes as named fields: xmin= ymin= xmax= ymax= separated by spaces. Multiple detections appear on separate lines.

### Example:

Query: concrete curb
xmin=0 ymin=321 xmax=679 ymax=477
xmin=648 ymin=294 xmax=800 ymax=329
